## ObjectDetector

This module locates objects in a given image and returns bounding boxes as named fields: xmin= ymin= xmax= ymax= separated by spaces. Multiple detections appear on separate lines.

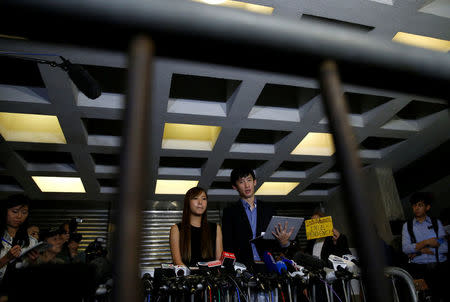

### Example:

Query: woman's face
xmin=6 ymin=205 xmax=29 ymax=229
xmin=189 ymin=191 xmax=207 ymax=216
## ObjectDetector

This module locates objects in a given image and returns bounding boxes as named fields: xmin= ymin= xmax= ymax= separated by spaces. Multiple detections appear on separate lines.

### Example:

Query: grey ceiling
xmin=0 ymin=0 xmax=449 ymax=205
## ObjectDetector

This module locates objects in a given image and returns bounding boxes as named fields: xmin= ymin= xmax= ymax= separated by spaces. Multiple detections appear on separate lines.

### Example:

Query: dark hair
xmin=230 ymin=167 xmax=256 ymax=186
xmin=69 ymin=233 xmax=83 ymax=243
xmin=409 ymin=192 xmax=433 ymax=206
xmin=40 ymin=227 xmax=64 ymax=242
xmin=179 ymin=187 xmax=213 ymax=264
xmin=0 ymin=194 xmax=31 ymax=251
xmin=311 ymin=210 xmax=326 ymax=218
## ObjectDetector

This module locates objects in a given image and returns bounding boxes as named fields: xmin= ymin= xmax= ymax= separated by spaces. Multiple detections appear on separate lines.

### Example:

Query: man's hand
xmin=26 ymin=250 xmax=40 ymax=262
xmin=427 ymin=238 xmax=440 ymax=248
xmin=272 ymin=221 xmax=294 ymax=246
xmin=419 ymin=248 xmax=434 ymax=255
xmin=6 ymin=245 xmax=21 ymax=260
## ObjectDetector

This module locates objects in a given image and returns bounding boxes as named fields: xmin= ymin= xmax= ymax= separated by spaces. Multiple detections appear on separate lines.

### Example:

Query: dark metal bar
xmin=318 ymin=60 xmax=391 ymax=302
xmin=1 ymin=0 xmax=450 ymax=99
xmin=113 ymin=36 xmax=154 ymax=302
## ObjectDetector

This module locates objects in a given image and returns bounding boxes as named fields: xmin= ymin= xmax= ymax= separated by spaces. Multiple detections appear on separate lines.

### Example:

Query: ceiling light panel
xmin=255 ymin=182 xmax=300 ymax=195
xmin=291 ymin=132 xmax=335 ymax=156
xmin=192 ymin=0 xmax=274 ymax=14
xmin=392 ymin=32 xmax=450 ymax=52
xmin=162 ymin=123 xmax=222 ymax=151
xmin=32 ymin=176 xmax=86 ymax=193
xmin=155 ymin=179 xmax=199 ymax=194
xmin=0 ymin=112 xmax=67 ymax=144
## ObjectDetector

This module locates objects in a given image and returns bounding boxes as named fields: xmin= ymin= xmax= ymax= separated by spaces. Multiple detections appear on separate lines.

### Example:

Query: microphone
xmin=220 ymin=251 xmax=236 ymax=270
xmin=262 ymin=251 xmax=277 ymax=273
xmin=60 ymin=56 xmax=102 ymax=100
xmin=292 ymin=251 xmax=326 ymax=272
xmin=275 ymin=261 xmax=288 ymax=275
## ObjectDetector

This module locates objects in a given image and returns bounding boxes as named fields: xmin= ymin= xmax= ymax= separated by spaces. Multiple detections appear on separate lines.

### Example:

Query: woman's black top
xmin=176 ymin=222 xmax=217 ymax=266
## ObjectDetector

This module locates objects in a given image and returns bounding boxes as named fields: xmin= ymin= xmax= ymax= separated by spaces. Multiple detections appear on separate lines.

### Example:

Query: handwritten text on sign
xmin=305 ymin=216 xmax=333 ymax=240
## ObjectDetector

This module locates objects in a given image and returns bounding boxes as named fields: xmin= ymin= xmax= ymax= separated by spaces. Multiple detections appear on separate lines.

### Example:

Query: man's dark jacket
xmin=222 ymin=200 xmax=278 ymax=265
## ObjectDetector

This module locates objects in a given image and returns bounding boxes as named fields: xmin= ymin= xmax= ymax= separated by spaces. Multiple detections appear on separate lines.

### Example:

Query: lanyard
xmin=1 ymin=237 xmax=12 ymax=246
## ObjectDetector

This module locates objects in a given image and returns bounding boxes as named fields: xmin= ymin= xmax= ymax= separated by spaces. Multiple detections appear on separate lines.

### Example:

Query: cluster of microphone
xmin=142 ymin=251 xmax=361 ymax=302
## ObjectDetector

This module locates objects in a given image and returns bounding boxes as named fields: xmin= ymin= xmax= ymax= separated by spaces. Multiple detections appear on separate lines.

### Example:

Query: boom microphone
xmin=60 ymin=57 xmax=102 ymax=100
xmin=292 ymin=251 xmax=326 ymax=272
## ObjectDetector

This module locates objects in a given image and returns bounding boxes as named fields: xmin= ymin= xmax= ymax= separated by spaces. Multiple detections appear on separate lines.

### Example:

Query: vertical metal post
xmin=318 ymin=60 xmax=391 ymax=302
xmin=113 ymin=35 xmax=154 ymax=302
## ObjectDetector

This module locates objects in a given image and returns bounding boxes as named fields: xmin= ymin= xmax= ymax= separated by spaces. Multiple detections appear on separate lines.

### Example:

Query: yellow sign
xmin=305 ymin=216 xmax=333 ymax=240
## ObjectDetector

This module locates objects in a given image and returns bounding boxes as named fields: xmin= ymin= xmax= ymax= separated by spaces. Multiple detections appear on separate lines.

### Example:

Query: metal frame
xmin=1 ymin=1 xmax=449 ymax=301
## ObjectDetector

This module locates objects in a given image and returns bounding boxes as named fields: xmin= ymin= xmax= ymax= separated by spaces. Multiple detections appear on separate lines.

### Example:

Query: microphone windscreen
xmin=66 ymin=63 xmax=102 ymax=100
xmin=292 ymin=251 xmax=326 ymax=271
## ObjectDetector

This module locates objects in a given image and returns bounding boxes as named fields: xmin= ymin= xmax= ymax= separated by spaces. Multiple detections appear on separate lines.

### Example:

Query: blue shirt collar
xmin=413 ymin=215 xmax=431 ymax=224
xmin=241 ymin=198 xmax=257 ymax=210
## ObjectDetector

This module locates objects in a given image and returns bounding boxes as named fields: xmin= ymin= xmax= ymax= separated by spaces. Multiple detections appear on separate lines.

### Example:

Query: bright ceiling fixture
xmin=162 ymin=123 xmax=222 ymax=151
xmin=291 ymin=132 xmax=335 ymax=156
xmin=0 ymin=112 xmax=67 ymax=144
xmin=201 ymin=0 xmax=227 ymax=4
xmin=32 ymin=176 xmax=86 ymax=193
xmin=255 ymin=182 xmax=300 ymax=195
xmin=392 ymin=32 xmax=450 ymax=52
xmin=155 ymin=179 xmax=199 ymax=194
xmin=192 ymin=0 xmax=273 ymax=14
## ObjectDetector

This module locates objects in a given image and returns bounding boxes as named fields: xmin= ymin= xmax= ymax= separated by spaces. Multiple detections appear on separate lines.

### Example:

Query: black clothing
xmin=306 ymin=235 xmax=351 ymax=265
xmin=222 ymin=200 xmax=280 ymax=266
xmin=176 ymin=222 xmax=217 ymax=266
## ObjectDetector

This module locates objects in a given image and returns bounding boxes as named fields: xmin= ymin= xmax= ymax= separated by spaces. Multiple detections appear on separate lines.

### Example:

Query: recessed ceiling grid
xmin=0 ymin=0 xmax=450 ymax=202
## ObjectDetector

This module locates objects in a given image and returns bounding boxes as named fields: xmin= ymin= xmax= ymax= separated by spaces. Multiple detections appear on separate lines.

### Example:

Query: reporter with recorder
xmin=170 ymin=187 xmax=223 ymax=266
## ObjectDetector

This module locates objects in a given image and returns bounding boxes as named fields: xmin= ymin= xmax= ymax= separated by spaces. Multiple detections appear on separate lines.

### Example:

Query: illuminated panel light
xmin=392 ymin=32 xmax=450 ymax=52
xmin=0 ymin=112 xmax=67 ymax=144
xmin=255 ymin=182 xmax=299 ymax=195
xmin=192 ymin=0 xmax=274 ymax=15
xmin=291 ymin=132 xmax=335 ymax=156
xmin=162 ymin=123 xmax=221 ymax=151
xmin=155 ymin=180 xmax=199 ymax=194
xmin=32 ymin=176 xmax=86 ymax=193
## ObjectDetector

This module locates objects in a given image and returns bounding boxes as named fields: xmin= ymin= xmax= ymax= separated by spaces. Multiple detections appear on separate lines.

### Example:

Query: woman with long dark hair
xmin=170 ymin=187 xmax=223 ymax=266
xmin=0 ymin=194 xmax=38 ymax=286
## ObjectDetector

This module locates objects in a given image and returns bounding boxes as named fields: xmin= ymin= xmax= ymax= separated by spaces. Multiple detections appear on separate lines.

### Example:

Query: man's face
xmin=412 ymin=201 xmax=430 ymax=218
xmin=68 ymin=240 xmax=79 ymax=253
xmin=46 ymin=235 xmax=63 ymax=254
xmin=232 ymin=174 xmax=256 ymax=199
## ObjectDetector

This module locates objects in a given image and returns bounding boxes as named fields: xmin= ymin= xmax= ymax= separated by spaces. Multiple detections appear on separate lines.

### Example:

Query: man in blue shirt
xmin=222 ymin=167 xmax=293 ymax=266
xmin=402 ymin=192 xmax=448 ymax=302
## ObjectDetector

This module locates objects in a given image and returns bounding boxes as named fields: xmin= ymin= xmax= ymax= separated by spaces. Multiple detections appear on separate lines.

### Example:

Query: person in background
xmin=27 ymin=225 xmax=40 ymax=241
xmin=402 ymin=192 xmax=447 ymax=302
xmin=305 ymin=210 xmax=351 ymax=263
xmin=170 ymin=187 xmax=223 ymax=266
xmin=36 ymin=227 xmax=65 ymax=265
xmin=67 ymin=233 xmax=85 ymax=263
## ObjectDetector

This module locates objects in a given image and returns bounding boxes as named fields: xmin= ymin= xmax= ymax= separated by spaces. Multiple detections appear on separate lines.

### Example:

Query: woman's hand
xmin=332 ymin=228 xmax=340 ymax=244
xmin=6 ymin=245 xmax=21 ymax=260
